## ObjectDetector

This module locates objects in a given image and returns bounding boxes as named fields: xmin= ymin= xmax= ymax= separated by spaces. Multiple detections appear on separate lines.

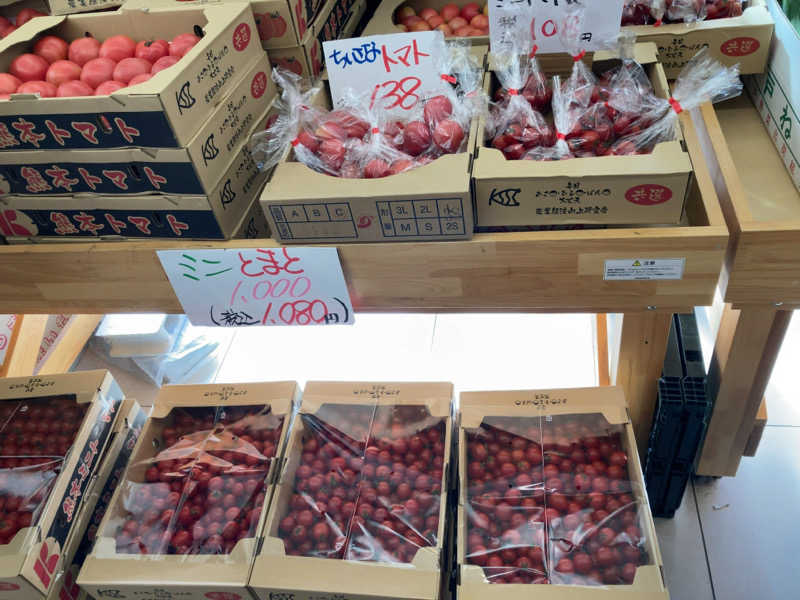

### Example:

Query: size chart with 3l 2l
xmin=377 ymin=198 xmax=466 ymax=237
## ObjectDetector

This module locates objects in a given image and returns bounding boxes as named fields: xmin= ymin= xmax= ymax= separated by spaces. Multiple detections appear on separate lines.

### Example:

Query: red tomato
xmin=127 ymin=73 xmax=152 ymax=86
xmin=16 ymin=8 xmax=45 ymax=27
xmin=151 ymin=55 xmax=179 ymax=74
xmin=112 ymin=57 xmax=151 ymax=83
xmin=169 ymin=32 xmax=201 ymax=58
xmin=33 ymin=36 xmax=68 ymax=64
xmin=16 ymin=81 xmax=56 ymax=97
xmin=433 ymin=119 xmax=464 ymax=153
xmin=440 ymin=3 xmax=459 ymax=21
xmin=10 ymin=53 xmax=49 ymax=82
xmin=0 ymin=25 xmax=17 ymax=40
xmin=419 ymin=8 xmax=438 ymax=21
xmin=45 ymin=60 xmax=82 ymax=86
xmin=93 ymin=80 xmax=126 ymax=95
xmin=460 ymin=2 xmax=481 ymax=21
xmin=135 ymin=39 xmax=169 ymax=63
xmin=0 ymin=73 xmax=21 ymax=95
xmin=68 ymin=37 xmax=100 ymax=67
xmin=448 ymin=16 xmax=468 ymax=30
xmin=99 ymin=35 xmax=136 ymax=62
xmin=57 ymin=80 xmax=93 ymax=97
xmin=80 ymin=57 xmax=116 ymax=89
xmin=0 ymin=16 xmax=10 ymax=30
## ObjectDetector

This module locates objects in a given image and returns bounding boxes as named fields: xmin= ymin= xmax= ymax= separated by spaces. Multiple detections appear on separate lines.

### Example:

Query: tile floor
xmin=79 ymin=310 xmax=800 ymax=599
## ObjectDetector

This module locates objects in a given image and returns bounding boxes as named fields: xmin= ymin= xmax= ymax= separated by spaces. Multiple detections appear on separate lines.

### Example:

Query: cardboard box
xmin=627 ymin=0 xmax=774 ymax=77
xmin=0 ymin=54 xmax=275 ymax=198
xmin=0 ymin=4 xmax=262 ymax=151
xmin=249 ymin=381 xmax=454 ymax=600
xmin=123 ymin=0 xmax=326 ymax=50
xmin=46 ymin=399 xmax=146 ymax=600
xmin=0 ymin=371 xmax=124 ymax=600
xmin=0 ymin=0 xmax=123 ymax=16
xmin=267 ymin=0 xmax=363 ymax=79
xmin=363 ymin=0 xmax=489 ymax=46
xmin=77 ymin=381 xmax=299 ymax=600
xmin=744 ymin=0 xmax=800 ymax=193
xmin=457 ymin=386 xmax=669 ymax=599
xmin=474 ymin=44 xmax=693 ymax=229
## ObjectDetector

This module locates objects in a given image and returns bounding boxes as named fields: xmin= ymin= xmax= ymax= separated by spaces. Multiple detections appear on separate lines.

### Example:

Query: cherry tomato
xmin=33 ymin=36 xmax=69 ymax=64
xmin=80 ymin=58 xmax=116 ymax=89
xmin=99 ymin=35 xmax=136 ymax=62
xmin=45 ymin=60 xmax=82 ymax=86
xmin=10 ymin=53 xmax=49 ymax=82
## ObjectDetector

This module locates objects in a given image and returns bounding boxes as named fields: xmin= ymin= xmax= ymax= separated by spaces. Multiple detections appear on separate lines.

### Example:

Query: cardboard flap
xmin=0 ymin=370 xmax=110 ymax=401
xmin=301 ymin=381 xmax=453 ymax=417
xmin=152 ymin=381 xmax=298 ymax=417
xmin=459 ymin=386 xmax=628 ymax=428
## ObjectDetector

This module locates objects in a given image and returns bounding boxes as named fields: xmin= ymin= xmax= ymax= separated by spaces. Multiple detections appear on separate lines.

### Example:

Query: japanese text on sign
xmin=489 ymin=0 xmax=624 ymax=54
xmin=157 ymin=247 xmax=354 ymax=327
xmin=323 ymin=32 xmax=444 ymax=111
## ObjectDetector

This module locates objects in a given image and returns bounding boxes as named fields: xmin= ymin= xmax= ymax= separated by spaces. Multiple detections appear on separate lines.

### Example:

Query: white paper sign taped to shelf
xmin=323 ymin=31 xmax=444 ymax=110
xmin=0 ymin=314 xmax=16 ymax=368
xmin=489 ymin=0 xmax=624 ymax=54
xmin=604 ymin=258 xmax=685 ymax=281
xmin=157 ymin=248 xmax=354 ymax=327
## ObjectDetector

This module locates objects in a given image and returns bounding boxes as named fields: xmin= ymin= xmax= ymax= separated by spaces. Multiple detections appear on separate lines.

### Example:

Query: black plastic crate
xmin=647 ymin=377 xmax=684 ymax=466
xmin=659 ymin=461 xmax=693 ymax=518
xmin=644 ymin=465 xmax=669 ymax=516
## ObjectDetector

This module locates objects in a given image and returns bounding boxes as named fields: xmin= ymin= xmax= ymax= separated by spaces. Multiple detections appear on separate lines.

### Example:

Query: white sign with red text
xmin=323 ymin=31 xmax=445 ymax=111
xmin=0 ymin=314 xmax=16 ymax=368
xmin=157 ymin=248 xmax=354 ymax=327
xmin=489 ymin=0 xmax=624 ymax=55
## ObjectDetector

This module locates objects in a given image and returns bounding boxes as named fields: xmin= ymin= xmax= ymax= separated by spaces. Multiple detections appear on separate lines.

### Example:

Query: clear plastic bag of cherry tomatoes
xmin=276 ymin=403 xmax=447 ymax=566
xmin=108 ymin=404 xmax=285 ymax=556
xmin=0 ymin=395 xmax=88 ymax=548
xmin=464 ymin=412 xmax=650 ymax=586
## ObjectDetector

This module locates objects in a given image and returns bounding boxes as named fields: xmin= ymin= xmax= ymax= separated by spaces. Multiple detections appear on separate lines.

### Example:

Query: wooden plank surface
xmin=36 ymin=315 xmax=102 ymax=375
xmin=743 ymin=397 xmax=768 ymax=458
xmin=0 ymin=315 xmax=48 ymax=377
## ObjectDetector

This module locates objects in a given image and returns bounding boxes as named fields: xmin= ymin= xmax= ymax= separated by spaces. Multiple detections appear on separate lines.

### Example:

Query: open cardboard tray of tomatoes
xmin=249 ymin=381 xmax=454 ymax=600
xmin=473 ymin=43 xmax=693 ymax=229
xmin=46 ymin=398 xmax=145 ymax=600
xmin=626 ymin=0 xmax=773 ymax=77
xmin=77 ymin=381 xmax=299 ymax=600
xmin=0 ymin=4 xmax=262 ymax=151
xmin=364 ymin=0 xmax=490 ymax=44
xmin=0 ymin=370 xmax=124 ymax=600
xmin=456 ymin=386 xmax=668 ymax=599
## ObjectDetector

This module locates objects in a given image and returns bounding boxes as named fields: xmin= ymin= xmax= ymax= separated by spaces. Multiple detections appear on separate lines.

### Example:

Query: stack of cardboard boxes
xmin=0 ymin=4 xmax=277 ymax=241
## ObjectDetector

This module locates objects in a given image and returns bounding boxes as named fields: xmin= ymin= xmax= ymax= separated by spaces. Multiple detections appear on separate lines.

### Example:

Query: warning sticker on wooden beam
xmin=604 ymin=259 xmax=685 ymax=281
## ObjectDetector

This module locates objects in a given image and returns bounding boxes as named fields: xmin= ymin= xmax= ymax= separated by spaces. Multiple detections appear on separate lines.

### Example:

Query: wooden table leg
xmin=615 ymin=311 xmax=672 ymax=459
xmin=696 ymin=305 xmax=791 ymax=477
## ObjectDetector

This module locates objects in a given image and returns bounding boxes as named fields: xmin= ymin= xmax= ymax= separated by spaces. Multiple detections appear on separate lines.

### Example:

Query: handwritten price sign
xmin=489 ymin=0 xmax=624 ymax=54
xmin=157 ymin=248 xmax=354 ymax=327
xmin=323 ymin=32 xmax=444 ymax=111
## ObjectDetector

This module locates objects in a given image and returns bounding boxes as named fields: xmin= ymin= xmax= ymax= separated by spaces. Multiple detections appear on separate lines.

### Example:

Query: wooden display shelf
xmin=692 ymin=93 xmax=800 ymax=476
xmin=0 ymin=111 xmax=727 ymax=316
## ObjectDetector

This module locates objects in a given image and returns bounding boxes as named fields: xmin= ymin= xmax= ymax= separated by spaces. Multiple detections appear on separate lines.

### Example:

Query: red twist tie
xmin=529 ymin=44 xmax=539 ymax=58
xmin=300 ymin=105 xmax=309 ymax=111
xmin=291 ymin=138 xmax=300 ymax=147
xmin=654 ymin=18 xmax=663 ymax=27
xmin=371 ymin=127 xmax=380 ymax=134
xmin=573 ymin=50 xmax=586 ymax=62
xmin=508 ymin=88 xmax=519 ymax=96
xmin=441 ymin=74 xmax=457 ymax=84
xmin=556 ymin=132 xmax=566 ymax=141
xmin=668 ymin=97 xmax=684 ymax=114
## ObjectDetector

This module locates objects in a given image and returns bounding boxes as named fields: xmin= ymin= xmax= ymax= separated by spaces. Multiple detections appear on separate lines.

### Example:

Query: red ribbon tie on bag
xmin=371 ymin=127 xmax=380 ymax=134
xmin=668 ymin=97 xmax=684 ymax=114
xmin=654 ymin=18 xmax=663 ymax=26
xmin=291 ymin=138 xmax=300 ymax=147
xmin=529 ymin=44 xmax=539 ymax=58
xmin=508 ymin=88 xmax=519 ymax=96
xmin=441 ymin=74 xmax=457 ymax=84
xmin=556 ymin=132 xmax=566 ymax=141
xmin=573 ymin=50 xmax=586 ymax=62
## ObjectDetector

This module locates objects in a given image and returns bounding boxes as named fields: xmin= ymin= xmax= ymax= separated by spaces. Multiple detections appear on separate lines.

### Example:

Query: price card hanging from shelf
xmin=489 ymin=0 xmax=625 ymax=54
xmin=157 ymin=248 xmax=354 ymax=327
xmin=323 ymin=31 xmax=446 ymax=111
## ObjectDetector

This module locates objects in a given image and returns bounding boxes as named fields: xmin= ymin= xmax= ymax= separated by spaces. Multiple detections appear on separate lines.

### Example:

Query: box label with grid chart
xmin=377 ymin=198 xmax=466 ymax=238
xmin=269 ymin=203 xmax=357 ymax=240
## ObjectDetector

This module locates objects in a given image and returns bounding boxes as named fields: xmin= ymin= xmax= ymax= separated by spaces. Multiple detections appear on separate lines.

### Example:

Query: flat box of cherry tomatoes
xmin=456 ymin=386 xmax=668 ymax=598
xmin=0 ymin=370 xmax=125 ymax=600
xmin=363 ymin=1 xmax=489 ymax=44
xmin=0 ymin=4 xmax=263 ymax=151
xmin=267 ymin=0 xmax=364 ymax=80
xmin=473 ymin=43 xmax=693 ymax=228
xmin=123 ymin=0 xmax=326 ymax=51
xmin=249 ymin=381 xmax=454 ymax=600
xmin=77 ymin=381 xmax=300 ymax=600
xmin=47 ymin=398 xmax=145 ymax=600
xmin=627 ymin=0 xmax=774 ymax=77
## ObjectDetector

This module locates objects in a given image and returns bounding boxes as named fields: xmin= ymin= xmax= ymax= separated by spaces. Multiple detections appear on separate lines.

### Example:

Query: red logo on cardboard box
xmin=625 ymin=184 xmax=672 ymax=206
xmin=720 ymin=37 xmax=760 ymax=57
xmin=251 ymin=71 xmax=267 ymax=98
xmin=0 ymin=209 xmax=38 ymax=237
xmin=0 ymin=583 xmax=20 ymax=591
xmin=233 ymin=23 xmax=252 ymax=51
xmin=204 ymin=593 xmax=242 ymax=600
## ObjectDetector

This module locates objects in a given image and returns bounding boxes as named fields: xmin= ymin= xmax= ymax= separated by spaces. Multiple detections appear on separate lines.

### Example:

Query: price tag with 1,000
xmin=323 ymin=31 xmax=446 ymax=112
xmin=488 ymin=0 xmax=624 ymax=55
xmin=156 ymin=247 xmax=354 ymax=327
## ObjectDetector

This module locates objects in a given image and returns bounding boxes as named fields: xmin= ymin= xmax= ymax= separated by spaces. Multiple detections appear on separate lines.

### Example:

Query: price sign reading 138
xmin=323 ymin=32 xmax=445 ymax=112
xmin=157 ymin=247 xmax=354 ymax=327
